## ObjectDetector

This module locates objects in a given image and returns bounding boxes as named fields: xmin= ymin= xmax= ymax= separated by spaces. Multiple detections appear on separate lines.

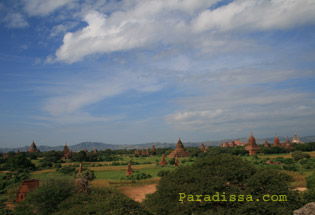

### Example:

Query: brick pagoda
xmin=245 ymin=132 xmax=260 ymax=156
xmin=167 ymin=138 xmax=190 ymax=158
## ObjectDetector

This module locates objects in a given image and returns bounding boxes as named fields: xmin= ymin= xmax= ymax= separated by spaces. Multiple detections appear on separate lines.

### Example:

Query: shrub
xmin=57 ymin=166 xmax=76 ymax=175
xmin=144 ymin=154 xmax=302 ymax=215
xmin=292 ymin=151 xmax=310 ymax=161
xmin=14 ymin=178 xmax=74 ymax=215
xmin=127 ymin=171 xmax=152 ymax=181
xmin=306 ymin=173 xmax=315 ymax=189
xmin=157 ymin=170 xmax=170 ymax=177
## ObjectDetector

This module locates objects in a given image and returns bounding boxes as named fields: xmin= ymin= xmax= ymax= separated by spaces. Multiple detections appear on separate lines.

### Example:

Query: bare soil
xmin=118 ymin=184 xmax=157 ymax=202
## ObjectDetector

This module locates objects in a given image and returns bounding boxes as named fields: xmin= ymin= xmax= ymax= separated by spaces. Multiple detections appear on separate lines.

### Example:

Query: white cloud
xmin=3 ymin=13 xmax=29 ymax=28
xmin=192 ymin=0 xmax=315 ymax=32
xmin=23 ymin=0 xmax=76 ymax=16
xmin=165 ymin=88 xmax=315 ymax=132
xmin=52 ymin=0 xmax=315 ymax=63
xmin=42 ymin=71 xmax=163 ymax=116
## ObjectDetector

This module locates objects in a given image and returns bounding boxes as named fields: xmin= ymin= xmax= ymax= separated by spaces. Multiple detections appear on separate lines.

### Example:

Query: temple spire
xmin=78 ymin=163 xmax=83 ymax=174
xmin=159 ymin=154 xmax=168 ymax=166
xmin=126 ymin=163 xmax=133 ymax=176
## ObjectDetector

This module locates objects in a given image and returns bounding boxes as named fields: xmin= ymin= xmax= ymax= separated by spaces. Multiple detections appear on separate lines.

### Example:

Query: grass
xmin=259 ymin=151 xmax=315 ymax=159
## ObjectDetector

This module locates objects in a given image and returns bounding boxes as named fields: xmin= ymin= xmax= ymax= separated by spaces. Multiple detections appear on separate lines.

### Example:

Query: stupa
xmin=229 ymin=140 xmax=237 ymax=147
xmin=167 ymin=138 xmax=190 ymax=158
xmin=264 ymin=140 xmax=270 ymax=148
xmin=274 ymin=135 xmax=282 ymax=147
xmin=292 ymin=132 xmax=303 ymax=144
xmin=159 ymin=154 xmax=168 ymax=166
xmin=16 ymin=179 xmax=39 ymax=202
xmin=27 ymin=141 xmax=40 ymax=153
xmin=64 ymin=143 xmax=71 ymax=159
xmin=200 ymin=144 xmax=205 ymax=151
xmin=284 ymin=137 xmax=291 ymax=149
xmin=126 ymin=163 xmax=133 ymax=176
xmin=245 ymin=132 xmax=260 ymax=156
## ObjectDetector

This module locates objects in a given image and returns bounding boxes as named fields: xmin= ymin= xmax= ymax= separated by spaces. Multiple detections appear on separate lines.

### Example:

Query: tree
xmin=14 ymin=178 xmax=74 ymax=215
xmin=4 ymin=154 xmax=35 ymax=171
xmin=55 ymin=188 xmax=151 ymax=215
xmin=292 ymin=151 xmax=310 ymax=161
xmin=144 ymin=154 xmax=302 ymax=215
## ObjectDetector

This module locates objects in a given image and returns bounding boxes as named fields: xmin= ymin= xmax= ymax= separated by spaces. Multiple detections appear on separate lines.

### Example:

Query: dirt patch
xmin=294 ymin=187 xmax=308 ymax=192
xmin=118 ymin=184 xmax=157 ymax=202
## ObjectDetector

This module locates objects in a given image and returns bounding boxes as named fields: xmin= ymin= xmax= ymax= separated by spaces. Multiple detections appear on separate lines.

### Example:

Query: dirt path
xmin=118 ymin=184 xmax=157 ymax=202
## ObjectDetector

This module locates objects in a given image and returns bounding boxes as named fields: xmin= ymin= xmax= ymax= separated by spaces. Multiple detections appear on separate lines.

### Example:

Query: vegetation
xmin=1 ymin=142 xmax=315 ymax=214
xmin=13 ymin=178 xmax=150 ymax=215
xmin=144 ymin=154 xmax=303 ymax=215
xmin=306 ymin=173 xmax=315 ymax=189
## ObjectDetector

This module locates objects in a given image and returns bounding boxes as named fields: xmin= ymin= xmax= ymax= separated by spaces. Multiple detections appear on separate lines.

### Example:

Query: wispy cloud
xmin=23 ymin=0 xmax=77 ymax=16
xmin=41 ymin=70 xmax=163 ymax=118
xmin=3 ymin=12 xmax=29 ymax=28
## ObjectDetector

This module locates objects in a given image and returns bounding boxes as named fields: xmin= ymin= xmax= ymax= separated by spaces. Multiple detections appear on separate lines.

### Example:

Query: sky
xmin=0 ymin=0 xmax=315 ymax=147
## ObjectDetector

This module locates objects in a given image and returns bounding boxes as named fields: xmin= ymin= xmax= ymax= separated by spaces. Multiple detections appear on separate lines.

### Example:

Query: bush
xmin=127 ymin=171 xmax=152 ymax=181
xmin=157 ymin=170 xmax=170 ymax=177
xmin=39 ymin=159 xmax=53 ymax=168
xmin=283 ymin=163 xmax=299 ymax=171
xmin=56 ymin=166 xmax=76 ymax=175
xmin=14 ymin=178 xmax=74 ymax=215
xmin=55 ymin=188 xmax=151 ymax=215
xmin=306 ymin=173 xmax=315 ymax=189
xmin=4 ymin=154 xmax=36 ymax=171
xmin=292 ymin=151 xmax=310 ymax=161
xmin=144 ymin=154 xmax=302 ymax=215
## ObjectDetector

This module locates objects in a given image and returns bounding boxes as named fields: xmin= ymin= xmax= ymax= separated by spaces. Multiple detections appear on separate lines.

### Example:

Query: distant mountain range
xmin=1 ymin=136 xmax=315 ymax=153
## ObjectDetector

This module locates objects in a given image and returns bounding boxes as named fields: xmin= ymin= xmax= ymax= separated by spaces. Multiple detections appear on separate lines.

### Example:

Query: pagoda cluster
xmin=264 ymin=136 xmax=292 ymax=149
xmin=245 ymin=132 xmax=293 ymax=156
xmin=134 ymin=144 xmax=156 ymax=156
xmin=221 ymin=140 xmax=247 ymax=148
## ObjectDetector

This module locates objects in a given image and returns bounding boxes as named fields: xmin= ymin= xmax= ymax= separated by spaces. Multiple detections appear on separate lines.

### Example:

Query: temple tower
xmin=126 ymin=163 xmax=133 ymax=176
xmin=167 ymin=138 xmax=190 ymax=158
xmin=27 ymin=141 xmax=40 ymax=153
xmin=245 ymin=131 xmax=260 ymax=156
xmin=159 ymin=154 xmax=168 ymax=166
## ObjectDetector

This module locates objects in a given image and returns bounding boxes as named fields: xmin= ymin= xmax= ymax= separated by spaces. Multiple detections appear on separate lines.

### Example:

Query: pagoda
xmin=204 ymin=145 xmax=210 ymax=152
xmin=141 ymin=149 xmax=146 ymax=156
xmin=78 ymin=163 xmax=83 ymax=174
xmin=16 ymin=179 xmax=39 ymax=202
xmin=126 ymin=163 xmax=133 ymax=176
xmin=94 ymin=148 xmax=98 ymax=153
xmin=134 ymin=149 xmax=140 ymax=156
xmin=167 ymin=138 xmax=190 ymax=158
xmin=27 ymin=141 xmax=40 ymax=153
xmin=159 ymin=154 xmax=168 ymax=166
xmin=264 ymin=140 xmax=270 ymax=148
xmin=292 ymin=132 xmax=303 ymax=144
xmin=284 ymin=137 xmax=291 ymax=149
xmin=222 ymin=141 xmax=229 ymax=148
xmin=64 ymin=143 xmax=71 ymax=159
xmin=200 ymin=144 xmax=205 ymax=151
xmin=274 ymin=135 xmax=282 ymax=147
xmin=174 ymin=156 xmax=180 ymax=166
xmin=151 ymin=144 xmax=156 ymax=155
xmin=245 ymin=132 xmax=260 ymax=156
xmin=146 ymin=148 xmax=150 ymax=156
xmin=229 ymin=140 xmax=236 ymax=147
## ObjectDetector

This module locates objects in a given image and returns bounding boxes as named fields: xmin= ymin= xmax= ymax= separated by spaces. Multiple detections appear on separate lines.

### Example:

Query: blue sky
xmin=0 ymin=0 xmax=315 ymax=147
